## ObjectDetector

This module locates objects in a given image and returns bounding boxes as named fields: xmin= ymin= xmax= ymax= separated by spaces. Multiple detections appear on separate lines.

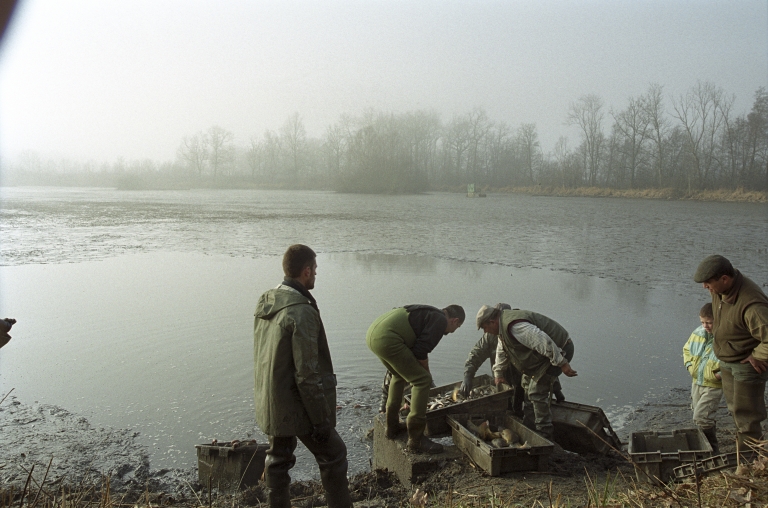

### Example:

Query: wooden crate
xmin=404 ymin=374 xmax=513 ymax=436
xmin=448 ymin=412 xmax=554 ymax=476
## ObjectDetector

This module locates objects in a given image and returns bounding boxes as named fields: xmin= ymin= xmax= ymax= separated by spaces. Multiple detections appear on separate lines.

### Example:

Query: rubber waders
xmin=385 ymin=405 xmax=407 ymax=439
xmin=406 ymin=420 xmax=443 ymax=454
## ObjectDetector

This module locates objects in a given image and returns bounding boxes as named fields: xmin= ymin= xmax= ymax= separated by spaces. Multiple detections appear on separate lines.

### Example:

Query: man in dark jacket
xmin=695 ymin=254 xmax=768 ymax=450
xmin=253 ymin=245 xmax=351 ymax=508
xmin=367 ymin=304 xmax=465 ymax=454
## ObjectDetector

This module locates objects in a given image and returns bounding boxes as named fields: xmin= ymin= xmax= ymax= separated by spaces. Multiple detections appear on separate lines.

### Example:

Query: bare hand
xmin=741 ymin=355 xmax=768 ymax=374
xmin=494 ymin=377 xmax=507 ymax=386
xmin=561 ymin=362 xmax=578 ymax=377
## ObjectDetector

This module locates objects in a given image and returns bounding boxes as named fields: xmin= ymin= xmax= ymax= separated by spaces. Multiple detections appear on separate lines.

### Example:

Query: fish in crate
xmin=467 ymin=418 xmax=532 ymax=449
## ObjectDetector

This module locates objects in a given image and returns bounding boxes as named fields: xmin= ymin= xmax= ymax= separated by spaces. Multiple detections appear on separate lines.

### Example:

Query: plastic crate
xmin=404 ymin=374 xmax=513 ymax=436
xmin=550 ymin=400 xmax=621 ymax=454
xmin=447 ymin=412 xmax=554 ymax=476
xmin=195 ymin=441 xmax=268 ymax=490
xmin=628 ymin=429 xmax=713 ymax=484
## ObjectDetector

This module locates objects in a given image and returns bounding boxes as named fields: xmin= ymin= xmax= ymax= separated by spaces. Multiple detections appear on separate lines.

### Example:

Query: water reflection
xmin=344 ymin=252 xmax=439 ymax=274
xmin=1 ymin=187 xmax=765 ymax=480
xmin=0 ymin=250 xmax=706 ymax=479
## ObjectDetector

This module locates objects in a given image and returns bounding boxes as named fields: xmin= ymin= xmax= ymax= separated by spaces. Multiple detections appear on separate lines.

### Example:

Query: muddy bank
xmin=0 ymin=395 xmax=197 ymax=501
xmin=4 ymin=386 xmax=763 ymax=506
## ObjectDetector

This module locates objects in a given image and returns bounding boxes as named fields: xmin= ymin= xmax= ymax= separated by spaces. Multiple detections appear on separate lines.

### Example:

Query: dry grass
xmin=3 ymin=442 xmax=767 ymax=508
xmin=493 ymin=186 xmax=768 ymax=203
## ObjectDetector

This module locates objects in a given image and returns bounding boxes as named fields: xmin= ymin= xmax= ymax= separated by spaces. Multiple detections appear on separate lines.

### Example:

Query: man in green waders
xmin=477 ymin=305 xmax=577 ymax=439
xmin=366 ymin=304 xmax=465 ymax=454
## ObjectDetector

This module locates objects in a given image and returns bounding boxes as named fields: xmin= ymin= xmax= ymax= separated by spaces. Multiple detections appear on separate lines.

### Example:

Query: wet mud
xmin=0 ymin=396 xmax=197 ymax=500
xmin=3 ymin=386 xmax=764 ymax=506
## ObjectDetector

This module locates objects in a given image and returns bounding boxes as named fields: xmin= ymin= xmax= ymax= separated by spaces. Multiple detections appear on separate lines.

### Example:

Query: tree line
xmin=5 ymin=82 xmax=767 ymax=193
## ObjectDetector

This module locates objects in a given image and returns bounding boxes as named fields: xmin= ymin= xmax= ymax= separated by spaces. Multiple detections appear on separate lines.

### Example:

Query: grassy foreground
xmin=2 ymin=442 xmax=766 ymax=508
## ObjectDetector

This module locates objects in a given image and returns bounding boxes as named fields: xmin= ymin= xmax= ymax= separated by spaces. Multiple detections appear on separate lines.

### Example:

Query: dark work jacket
xmin=404 ymin=305 xmax=448 ymax=360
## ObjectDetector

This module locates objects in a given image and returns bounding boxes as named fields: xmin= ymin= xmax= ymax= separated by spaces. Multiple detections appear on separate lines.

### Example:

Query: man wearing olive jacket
xmin=253 ymin=245 xmax=351 ymax=508
xmin=695 ymin=254 xmax=768 ymax=450
xmin=367 ymin=304 xmax=465 ymax=454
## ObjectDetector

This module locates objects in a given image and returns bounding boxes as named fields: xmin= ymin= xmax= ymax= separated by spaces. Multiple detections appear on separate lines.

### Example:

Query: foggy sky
xmin=1 ymin=0 xmax=766 ymax=163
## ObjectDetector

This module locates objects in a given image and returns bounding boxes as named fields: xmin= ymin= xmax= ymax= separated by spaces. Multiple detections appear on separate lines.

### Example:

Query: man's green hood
xmin=254 ymin=286 xmax=312 ymax=320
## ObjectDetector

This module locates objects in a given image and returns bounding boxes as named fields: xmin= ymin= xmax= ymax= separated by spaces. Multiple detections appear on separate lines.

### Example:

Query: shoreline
xmin=445 ymin=185 xmax=768 ymax=203
xmin=2 ymin=386 xmax=756 ymax=506
xmin=3 ymin=184 xmax=767 ymax=203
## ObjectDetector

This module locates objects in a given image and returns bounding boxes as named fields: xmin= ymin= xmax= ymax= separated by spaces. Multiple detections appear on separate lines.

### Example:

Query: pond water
xmin=1 ymin=187 xmax=766 ymax=479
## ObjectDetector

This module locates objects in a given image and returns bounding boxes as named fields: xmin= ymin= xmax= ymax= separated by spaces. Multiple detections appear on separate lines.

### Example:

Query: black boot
xmin=385 ymin=404 xmax=407 ymax=439
xmin=314 ymin=432 xmax=353 ymax=508
xmin=553 ymin=378 xmax=565 ymax=403
xmin=265 ymin=436 xmax=296 ymax=508
xmin=701 ymin=427 xmax=720 ymax=455
xmin=406 ymin=420 xmax=443 ymax=454
xmin=265 ymin=487 xmax=291 ymax=508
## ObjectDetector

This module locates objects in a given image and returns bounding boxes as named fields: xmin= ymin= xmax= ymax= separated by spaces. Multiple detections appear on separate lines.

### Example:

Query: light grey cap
xmin=476 ymin=305 xmax=496 ymax=329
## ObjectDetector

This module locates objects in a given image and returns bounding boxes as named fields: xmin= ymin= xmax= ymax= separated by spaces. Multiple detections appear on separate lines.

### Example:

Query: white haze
xmin=0 ymin=0 xmax=766 ymax=163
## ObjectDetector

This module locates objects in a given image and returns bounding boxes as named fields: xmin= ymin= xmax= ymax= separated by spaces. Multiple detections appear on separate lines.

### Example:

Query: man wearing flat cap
xmin=694 ymin=254 xmax=768 ymax=450
xmin=477 ymin=305 xmax=577 ymax=439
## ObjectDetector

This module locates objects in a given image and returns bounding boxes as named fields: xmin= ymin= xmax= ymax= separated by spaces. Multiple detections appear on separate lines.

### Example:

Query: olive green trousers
xmin=366 ymin=308 xmax=432 ymax=426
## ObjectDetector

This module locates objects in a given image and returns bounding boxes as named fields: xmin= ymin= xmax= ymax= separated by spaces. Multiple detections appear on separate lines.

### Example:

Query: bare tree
xmin=567 ymin=94 xmax=605 ymax=186
xmin=280 ymin=112 xmax=307 ymax=177
xmin=486 ymin=122 xmax=514 ymax=186
xmin=466 ymin=107 xmax=492 ymax=183
xmin=262 ymin=130 xmax=282 ymax=178
xmin=245 ymin=136 xmax=263 ymax=180
xmin=642 ymin=83 xmax=670 ymax=188
xmin=671 ymin=81 xmax=731 ymax=189
xmin=612 ymin=95 xmax=650 ymax=188
xmin=551 ymin=136 xmax=574 ymax=187
xmin=517 ymin=123 xmax=541 ymax=184
xmin=207 ymin=126 xmax=235 ymax=180
xmin=177 ymin=132 xmax=208 ymax=178
xmin=444 ymin=115 xmax=471 ymax=182
xmin=746 ymin=88 xmax=768 ymax=189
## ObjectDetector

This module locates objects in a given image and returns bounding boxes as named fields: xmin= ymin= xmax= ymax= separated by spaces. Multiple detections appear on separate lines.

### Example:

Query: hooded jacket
xmin=253 ymin=284 xmax=336 ymax=437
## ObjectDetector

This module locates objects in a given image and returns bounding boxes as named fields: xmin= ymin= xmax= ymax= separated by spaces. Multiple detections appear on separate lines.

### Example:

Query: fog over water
xmin=1 ymin=187 xmax=766 ymax=479
xmin=1 ymin=2 xmax=766 ymax=162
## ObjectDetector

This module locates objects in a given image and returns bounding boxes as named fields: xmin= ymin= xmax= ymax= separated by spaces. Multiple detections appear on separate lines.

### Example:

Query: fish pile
xmin=467 ymin=419 xmax=531 ymax=449
xmin=209 ymin=439 xmax=258 ymax=449
xmin=425 ymin=383 xmax=498 ymax=411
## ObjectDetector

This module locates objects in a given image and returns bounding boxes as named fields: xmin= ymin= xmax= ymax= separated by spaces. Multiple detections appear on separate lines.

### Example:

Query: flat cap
xmin=694 ymin=255 xmax=733 ymax=283
xmin=476 ymin=305 xmax=496 ymax=329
